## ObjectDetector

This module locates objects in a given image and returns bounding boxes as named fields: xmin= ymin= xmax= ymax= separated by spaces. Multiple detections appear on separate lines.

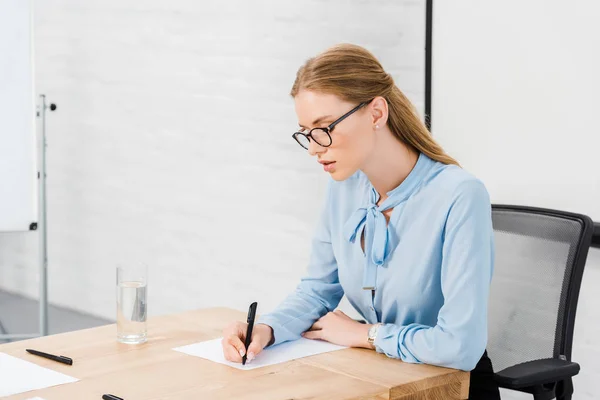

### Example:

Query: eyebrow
xmin=299 ymin=115 xmax=333 ymax=129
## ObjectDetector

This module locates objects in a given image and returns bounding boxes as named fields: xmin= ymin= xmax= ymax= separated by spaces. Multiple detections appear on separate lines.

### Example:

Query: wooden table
xmin=0 ymin=308 xmax=469 ymax=399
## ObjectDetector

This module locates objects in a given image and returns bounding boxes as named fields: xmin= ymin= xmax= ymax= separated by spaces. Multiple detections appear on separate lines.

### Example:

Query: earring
xmin=375 ymin=125 xmax=379 ymax=129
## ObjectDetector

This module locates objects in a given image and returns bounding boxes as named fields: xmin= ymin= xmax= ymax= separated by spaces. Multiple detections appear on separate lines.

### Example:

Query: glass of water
xmin=116 ymin=264 xmax=148 ymax=344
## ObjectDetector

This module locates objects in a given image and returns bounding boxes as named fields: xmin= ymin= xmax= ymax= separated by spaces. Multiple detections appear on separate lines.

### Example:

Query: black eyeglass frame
xmin=292 ymin=101 xmax=370 ymax=150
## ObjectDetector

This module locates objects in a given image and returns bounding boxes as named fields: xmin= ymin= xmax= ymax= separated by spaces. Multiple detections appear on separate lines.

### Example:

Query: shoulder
xmin=415 ymin=160 xmax=492 ymax=228
xmin=423 ymin=162 xmax=491 ymax=206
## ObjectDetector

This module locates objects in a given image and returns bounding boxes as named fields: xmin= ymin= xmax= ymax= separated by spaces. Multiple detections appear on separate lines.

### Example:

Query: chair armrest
xmin=494 ymin=358 xmax=580 ymax=389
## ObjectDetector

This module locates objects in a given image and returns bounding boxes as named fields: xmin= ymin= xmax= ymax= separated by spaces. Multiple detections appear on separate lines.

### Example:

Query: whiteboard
xmin=431 ymin=0 xmax=600 ymax=221
xmin=0 ymin=0 xmax=38 ymax=232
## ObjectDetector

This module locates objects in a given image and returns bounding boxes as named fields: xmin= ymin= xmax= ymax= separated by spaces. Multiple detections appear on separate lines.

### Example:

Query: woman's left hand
xmin=302 ymin=310 xmax=373 ymax=349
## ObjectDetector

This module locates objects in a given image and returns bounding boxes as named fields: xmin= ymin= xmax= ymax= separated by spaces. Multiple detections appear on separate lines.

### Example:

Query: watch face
xmin=368 ymin=325 xmax=378 ymax=339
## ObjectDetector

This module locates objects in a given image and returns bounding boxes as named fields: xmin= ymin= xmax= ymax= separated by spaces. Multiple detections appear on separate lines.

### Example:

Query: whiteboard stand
xmin=38 ymin=94 xmax=55 ymax=337
xmin=0 ymin=94 xmax=55 ymax=342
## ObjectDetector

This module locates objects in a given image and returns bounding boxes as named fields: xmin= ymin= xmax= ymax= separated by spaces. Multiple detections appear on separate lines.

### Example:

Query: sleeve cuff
xmin=374 ymin=323 xmax=407 ymax=360
xmin=373 ymin=323 xmax=390 ymax=355
xmin=256 ymin=315 xmax=300 ymax=347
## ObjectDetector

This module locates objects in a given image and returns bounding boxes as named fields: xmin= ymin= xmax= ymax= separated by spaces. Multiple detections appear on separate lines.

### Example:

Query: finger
xmin=221 ymin=337 xmax=243 ymax=362
xmin=302 ymin=330 xmax=323 ymax=340
xmin=225 ymin=334 xmax=247 ymax=358
xmin=223 ymin=322 xmax=246 ymax=338
xmin=224 ymin=345 xmax=243 ymax=363
xmin=320 ymin=312 xmax=335 ymax=322
xmin=222 ymin=323 xmax=236 ymax=337
xmin=334 ymin=310 xmax=351 ymax=320
xmin=235 ymin=322 xmax=249 ymax=340
xmin=310 ymin=320 xmax=323 ymax=331
xmin=246 ymin=337 xmax=266 ymax=363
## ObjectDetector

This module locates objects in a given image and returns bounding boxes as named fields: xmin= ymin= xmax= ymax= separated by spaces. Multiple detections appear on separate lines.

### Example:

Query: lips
xmin=319 ymin=160 xmax=336 ymax=173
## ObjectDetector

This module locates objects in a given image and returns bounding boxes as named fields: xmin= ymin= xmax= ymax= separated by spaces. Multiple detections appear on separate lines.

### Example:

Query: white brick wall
xmin=0 ymin=1 xmax=597 ymax=398
xmin=0 ymin=0 xmax=425 ymax=317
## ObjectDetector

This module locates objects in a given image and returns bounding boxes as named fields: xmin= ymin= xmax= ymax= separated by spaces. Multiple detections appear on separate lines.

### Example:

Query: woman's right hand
xmin=221 ymin=322 xmax=273 ymax=363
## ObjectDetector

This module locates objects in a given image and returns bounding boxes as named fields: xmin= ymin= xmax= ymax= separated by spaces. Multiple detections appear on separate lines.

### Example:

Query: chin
xmin=329 ymin=167 xmax=356 ymax=181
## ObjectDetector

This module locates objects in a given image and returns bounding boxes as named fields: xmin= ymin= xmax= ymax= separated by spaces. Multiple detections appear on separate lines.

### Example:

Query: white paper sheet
xmin=173 ymin=337 xmax=346 ymax=370
xmin=0 ymin=352 xmax=79 ymax=397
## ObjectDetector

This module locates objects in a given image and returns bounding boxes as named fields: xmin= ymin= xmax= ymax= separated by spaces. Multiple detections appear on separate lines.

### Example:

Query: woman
xmin=221 ymin=44 xmax=500 ymax=399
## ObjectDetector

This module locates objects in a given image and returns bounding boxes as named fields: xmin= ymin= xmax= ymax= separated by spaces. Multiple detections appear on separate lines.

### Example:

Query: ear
xmin=369 ymin=96 xmax=389 ymax=129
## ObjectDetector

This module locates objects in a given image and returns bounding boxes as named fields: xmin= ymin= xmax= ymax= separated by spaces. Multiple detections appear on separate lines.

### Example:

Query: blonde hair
xmin=290 ymin=44 xmax=459 ymax=166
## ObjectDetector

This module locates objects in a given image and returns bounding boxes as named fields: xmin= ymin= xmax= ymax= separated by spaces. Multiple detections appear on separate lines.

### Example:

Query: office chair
xmin=592 ymin=222 xmax=600 ymax=249
xmin=487 ymin=205 xmax=594 ymax=400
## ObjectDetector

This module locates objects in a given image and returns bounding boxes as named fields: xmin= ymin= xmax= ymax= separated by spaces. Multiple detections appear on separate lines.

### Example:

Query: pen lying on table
xmin=102 ymin=394 xmax=124 ymax=400
xmin=26 ymin=349 xmax=73 ymax=365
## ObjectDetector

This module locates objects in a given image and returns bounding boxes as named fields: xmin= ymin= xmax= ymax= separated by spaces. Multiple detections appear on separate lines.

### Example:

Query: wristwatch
xmin=367 ymin=323 xmax=382 ymax=346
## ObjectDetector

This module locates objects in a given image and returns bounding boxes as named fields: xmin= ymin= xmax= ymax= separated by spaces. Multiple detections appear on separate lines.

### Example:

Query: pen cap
xmin=59 ymin=355 xmax=73 ymax=365
xmin=247 ymin=302 xmax=258 ymax=323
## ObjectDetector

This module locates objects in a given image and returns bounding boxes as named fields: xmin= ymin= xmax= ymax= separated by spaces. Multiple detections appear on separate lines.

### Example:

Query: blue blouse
xmin=258 ymin=153 xmax=494 ymax=371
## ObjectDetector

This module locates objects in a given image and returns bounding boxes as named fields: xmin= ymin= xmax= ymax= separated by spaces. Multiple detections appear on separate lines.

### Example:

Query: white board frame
xmin=429 ymin=0 xmax=600 ymax=221
xmin=0 ymin=0 xmax=38 ymax=232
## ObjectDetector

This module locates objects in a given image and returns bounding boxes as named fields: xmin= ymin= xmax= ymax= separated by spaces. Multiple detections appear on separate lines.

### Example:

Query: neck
xmin=360 ymin=129 xmax=419 ymax=202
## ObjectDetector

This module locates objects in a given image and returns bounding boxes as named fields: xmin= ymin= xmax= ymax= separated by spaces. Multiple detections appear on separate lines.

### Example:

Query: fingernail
xmin=239 ymin=348 xmax=245 ymax=357
xmin=247 ymin=352 xmax=255 ymax=362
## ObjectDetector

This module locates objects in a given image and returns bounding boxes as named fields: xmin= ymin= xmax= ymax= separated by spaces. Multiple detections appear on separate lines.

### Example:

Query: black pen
xmin=102 ymin=395 xmax=124 ymax=400
xmin=241 ymin=302 xmax=258 ymax=365
xmin=26 ymin=348 xmax=73 ymax=365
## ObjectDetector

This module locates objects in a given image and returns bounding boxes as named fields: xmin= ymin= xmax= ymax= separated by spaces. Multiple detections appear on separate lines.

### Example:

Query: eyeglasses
xmin=292 ymin=101 xmax=369 ymax=150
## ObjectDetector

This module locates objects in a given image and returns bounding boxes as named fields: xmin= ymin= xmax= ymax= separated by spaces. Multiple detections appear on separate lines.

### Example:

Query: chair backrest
xmin=487 ymin=205 xmax=594 ymax=372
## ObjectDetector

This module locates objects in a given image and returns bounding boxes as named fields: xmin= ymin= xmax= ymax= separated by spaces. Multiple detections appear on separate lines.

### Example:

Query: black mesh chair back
xmin=488 ymin=205 xmax=594 ymax=400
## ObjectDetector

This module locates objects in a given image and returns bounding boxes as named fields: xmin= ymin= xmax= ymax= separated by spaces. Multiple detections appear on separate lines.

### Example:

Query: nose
xmin=307 ymin=138 xmax=326 ymax=157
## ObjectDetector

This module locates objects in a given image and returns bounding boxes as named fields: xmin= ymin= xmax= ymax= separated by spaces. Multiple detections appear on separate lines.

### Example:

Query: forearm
xmin=374 ymin=323 xmax=486 ymax=371
xmin=257 ymin=281 xmax=344 ymax=345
